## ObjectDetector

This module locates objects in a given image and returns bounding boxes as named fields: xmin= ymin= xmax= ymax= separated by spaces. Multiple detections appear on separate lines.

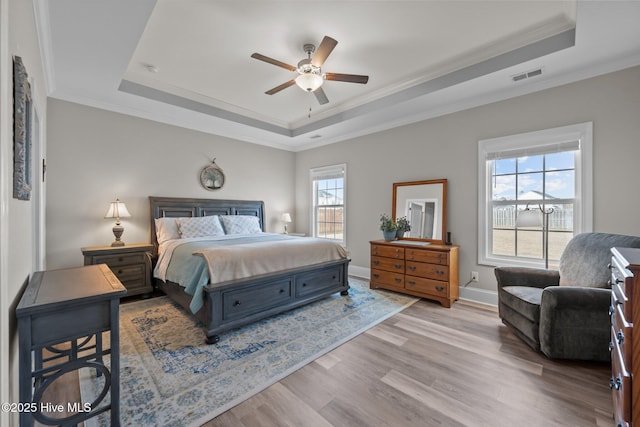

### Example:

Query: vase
xmin=396 ymin=229 xmax=405 ymax=239
xmin=383 ymin=230 xmax=397 ymax=241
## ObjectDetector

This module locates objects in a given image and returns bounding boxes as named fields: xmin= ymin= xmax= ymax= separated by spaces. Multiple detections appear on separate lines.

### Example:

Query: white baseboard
xmin=460 ymin=286 xmax=498 ymax=307
xmin=350 ymin=265 xmax=497 ymax=307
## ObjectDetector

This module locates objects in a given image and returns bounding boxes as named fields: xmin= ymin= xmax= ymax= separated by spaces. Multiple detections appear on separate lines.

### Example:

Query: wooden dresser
xmin=609 ymin=247 xmax=640 ymax=426
xmin=370 ymin=240 xmax=459 ymax=307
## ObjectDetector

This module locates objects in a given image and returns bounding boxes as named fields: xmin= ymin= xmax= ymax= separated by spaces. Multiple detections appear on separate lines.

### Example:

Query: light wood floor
xmin=205 ymin=298 xmax=614 ymax=427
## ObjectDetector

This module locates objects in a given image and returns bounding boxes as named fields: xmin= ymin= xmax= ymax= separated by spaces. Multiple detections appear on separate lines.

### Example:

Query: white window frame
xmin=310 ymin=163 xmax=347 ymax=246
xmin=478 ymin=122 xmax=593 ymax=268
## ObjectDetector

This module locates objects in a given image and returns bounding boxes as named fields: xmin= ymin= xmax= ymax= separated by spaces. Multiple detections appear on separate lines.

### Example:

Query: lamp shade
xmin=104 ymin=199 xmax=131 ymax=220
xmin=295 ymin=73 xmax=323 ymax=92
xmin=281 ymin=213 xmax=292 ymax=223
xmin=516 ymin=207 xmax=542 ymax=227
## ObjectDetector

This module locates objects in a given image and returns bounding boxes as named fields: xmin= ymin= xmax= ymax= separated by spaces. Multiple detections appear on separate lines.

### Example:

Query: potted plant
xmin=379 ymin=213 xmax=398 ymax=241
xmin=396 ymin=216 xmax=411 ymax=238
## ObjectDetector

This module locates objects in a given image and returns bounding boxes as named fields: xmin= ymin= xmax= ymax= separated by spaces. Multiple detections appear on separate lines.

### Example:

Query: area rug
xmin=81 ymin=277 xmax=417 ymax=426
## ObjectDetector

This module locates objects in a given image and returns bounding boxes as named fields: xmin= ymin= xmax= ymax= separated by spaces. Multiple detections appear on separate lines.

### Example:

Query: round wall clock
xmin=200 ymin=159 xmax=225 ymax=191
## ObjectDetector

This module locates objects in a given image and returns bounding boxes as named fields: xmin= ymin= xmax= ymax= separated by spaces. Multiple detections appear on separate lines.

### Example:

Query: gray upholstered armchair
xmin=495 ymin=232 xmax=640 ymax=362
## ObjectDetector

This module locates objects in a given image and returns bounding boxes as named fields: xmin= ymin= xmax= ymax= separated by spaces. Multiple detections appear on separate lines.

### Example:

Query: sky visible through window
xmin=492 ymin=151 xmax=575 ymax=201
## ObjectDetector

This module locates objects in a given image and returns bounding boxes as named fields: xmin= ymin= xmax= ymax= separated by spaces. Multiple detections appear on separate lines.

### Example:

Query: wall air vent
xmin=512 ymin=67 xmax=543 ymax=83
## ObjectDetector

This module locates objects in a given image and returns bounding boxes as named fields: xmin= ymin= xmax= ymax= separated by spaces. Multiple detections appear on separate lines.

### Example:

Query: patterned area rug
xmin=82 ymin=277 xmax=417 ymax=426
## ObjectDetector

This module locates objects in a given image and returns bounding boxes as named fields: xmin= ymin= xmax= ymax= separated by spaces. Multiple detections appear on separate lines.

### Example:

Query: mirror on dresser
xmin=392 ymin=179 xmax=447 ymax=244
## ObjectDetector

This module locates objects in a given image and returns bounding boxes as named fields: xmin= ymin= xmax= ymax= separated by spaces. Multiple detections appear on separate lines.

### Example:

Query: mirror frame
xmin=392 ymin=179 xmax=447 ymax=244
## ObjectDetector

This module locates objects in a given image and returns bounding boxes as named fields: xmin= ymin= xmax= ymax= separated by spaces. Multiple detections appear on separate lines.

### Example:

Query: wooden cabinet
xmin=82 ymin=243 xmax=153 ymax=297
xmin=370 ymin=240 xmax=459 ymax=307
xmin=609 ymin=247 xmax=640 ymax=426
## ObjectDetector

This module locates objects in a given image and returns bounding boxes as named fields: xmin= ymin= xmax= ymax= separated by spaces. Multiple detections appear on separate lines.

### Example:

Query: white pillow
xmin=219 ymin=215 xmax=262 ymax=234
xmin=176 ymin=215 xmax=225 ymax=238
xmin=155 ymin=217 xmax=182 ymax=245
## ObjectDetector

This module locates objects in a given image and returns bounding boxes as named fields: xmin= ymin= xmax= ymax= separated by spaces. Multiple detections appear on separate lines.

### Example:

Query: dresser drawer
xmin=93 ymin=252 xmax=147 ymax=267
xmin=611 ymin=256 xmax=634 ymax=303
xmin=371 ymin=256 xmax=405 ymax=273
xmin=611 ymin=330 xmax=631 ymax=423
xmin=371 ymin=245 xmax=404 ymax=259
xmin=370 ymin=269 xmax=404 ymax=290
xmin=405 ymin=276 xmax=449 ymax=298
xmin=612 ymin=285 xmax=632 ymax=324
xmin=406 ymin=261 xmax=449 ymax=281
xmin=611 ymin=303 xmax=632 ymax=363
xmin=406 ymin=249 xmax=448 ymax=265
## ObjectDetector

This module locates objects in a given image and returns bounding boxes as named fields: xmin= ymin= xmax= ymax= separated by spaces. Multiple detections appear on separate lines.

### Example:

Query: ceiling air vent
xmin=512 ymin=67 xmax=543 ymax=83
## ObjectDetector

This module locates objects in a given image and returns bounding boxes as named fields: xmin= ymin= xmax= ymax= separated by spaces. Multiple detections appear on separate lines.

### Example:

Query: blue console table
xmin=17 ymin=264 xmax=126 ymax=426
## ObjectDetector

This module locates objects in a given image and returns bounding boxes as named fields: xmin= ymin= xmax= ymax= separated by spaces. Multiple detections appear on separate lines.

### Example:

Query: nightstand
xmin=81 ymin=243 xmax=153 ymax=297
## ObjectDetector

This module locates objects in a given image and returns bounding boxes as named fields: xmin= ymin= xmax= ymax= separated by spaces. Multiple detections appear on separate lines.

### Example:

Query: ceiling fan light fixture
xmin=295 ymin=72 xmax=323 ymax=92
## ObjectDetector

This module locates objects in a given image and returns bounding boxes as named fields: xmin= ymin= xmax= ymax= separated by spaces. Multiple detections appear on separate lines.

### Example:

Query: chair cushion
xmin=499 ymin=286 xmax=543 ymax=323
xmin=559 ymin=233 xmax=640 ymax=288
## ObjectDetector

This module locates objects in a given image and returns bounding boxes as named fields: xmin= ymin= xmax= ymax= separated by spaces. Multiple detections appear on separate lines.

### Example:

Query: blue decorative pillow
xmin=176 ymin=215 xmax=224 ymax=238
xmin=219 ymin=215 xmax=262 ymax=234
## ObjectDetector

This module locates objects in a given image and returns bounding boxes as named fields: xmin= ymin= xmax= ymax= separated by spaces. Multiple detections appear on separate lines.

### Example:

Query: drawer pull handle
xmin=372 ymin=260 xmax=379 ymax=265
xmin=435 ymin=270 xmax=445 ymax=275
xmin=118 ymin=269 xmax=123 ymax=274
xmin=279 ymin=289 xmax=285 ymax=294
xmin=617 ymin=330 xmax=624 ymax=345
xmin=394 ymin=264 xmax=402 ymax=269
xmin=372 ymin=274 xmax=380 ymax=279
xmin=608 ymin=278 xmax=623 ymax=286
xmin=609 ymin=341 xmax=615 ymax=352
xmin=118 ymin=257 xmax=124 ymax=262
xmin=610 ymin=376 xmax=622 ymax=390
xmin=609 ymin=305 xmax=616 ymax=316
xmin=394 ymin=278 xmax=402 ymax=283
xmin=302 ymin=283 xmax=307 ymax=287
xmin=407 ymin=281 xmax=416 ymax=286
xmin=234 ymin=300 xmax=241 ymax=306
xmin=435 ymin=286 xmax=444 ymax=292
xmin=408 ymin=265 xmax=416 ymax=271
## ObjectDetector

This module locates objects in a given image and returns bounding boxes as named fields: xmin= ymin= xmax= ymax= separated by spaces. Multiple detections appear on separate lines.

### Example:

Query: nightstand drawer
xmin=81 ymin=243 xmax=154 ymax=298
xmin=94 ymin=252 xmax=147 ymax=267
xmin=110 ymin=263 xmax=145 ymax=281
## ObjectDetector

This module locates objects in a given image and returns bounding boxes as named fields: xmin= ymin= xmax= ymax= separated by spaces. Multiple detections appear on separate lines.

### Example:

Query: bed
xmin=149 ymin=196 xmax=351 ymax=344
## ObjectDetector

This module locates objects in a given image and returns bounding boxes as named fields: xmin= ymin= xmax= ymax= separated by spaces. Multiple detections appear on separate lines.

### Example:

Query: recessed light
xmin=144 ymin=64 xmax=159 ymax=73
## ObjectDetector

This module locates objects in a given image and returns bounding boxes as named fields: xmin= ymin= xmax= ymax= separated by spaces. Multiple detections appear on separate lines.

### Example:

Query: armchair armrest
xmin=494 ymin=267 xmax=560 ymax=290
xmin=539 ymin=286 xmax=612 ymax=361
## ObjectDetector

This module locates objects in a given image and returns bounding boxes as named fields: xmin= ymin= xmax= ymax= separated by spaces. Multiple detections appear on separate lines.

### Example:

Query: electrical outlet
xmin=471 ymin=271 xmax=479 ymax=282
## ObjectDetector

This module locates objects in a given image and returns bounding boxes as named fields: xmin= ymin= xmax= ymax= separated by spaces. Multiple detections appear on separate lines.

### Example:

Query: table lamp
xmin=105 ymin=198 xmax=131 ymax=246
xmin=281 ymin=213 xmax=292 ymax=234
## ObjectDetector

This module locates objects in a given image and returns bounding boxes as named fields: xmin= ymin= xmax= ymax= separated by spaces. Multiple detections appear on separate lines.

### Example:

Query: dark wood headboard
xmin=149 ymin=196 xmax=265 ymax=254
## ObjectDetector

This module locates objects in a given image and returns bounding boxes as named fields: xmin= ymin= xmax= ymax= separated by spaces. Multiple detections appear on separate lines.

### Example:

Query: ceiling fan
xmin=251 ymin=36 xmax=369 ymax=105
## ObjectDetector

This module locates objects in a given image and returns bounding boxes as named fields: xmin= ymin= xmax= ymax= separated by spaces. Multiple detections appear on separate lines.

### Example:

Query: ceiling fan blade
xmin=265 ymin=80 xmax=296 ymax=95
xmin=314 ymin=87 xmax=329 ymax=105
xmin=325 ymin=73 xmax=369 ymax=84
xmin=311 ymin=36 xmax=338 ymax=67
xmin=251 ymin=53 xmax=297 ymax=72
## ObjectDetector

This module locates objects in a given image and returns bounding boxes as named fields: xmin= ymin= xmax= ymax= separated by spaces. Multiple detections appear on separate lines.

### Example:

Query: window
xmin=310 ymin=164 xmax=346 ymax=245
xmin=478 ymin=123 xmax=592 ymax=268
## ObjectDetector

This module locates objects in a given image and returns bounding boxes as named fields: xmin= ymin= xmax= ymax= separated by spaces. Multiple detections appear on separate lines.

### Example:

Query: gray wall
xmin=295 ymin=66 xmax=640 ymax=301
xmin=46 ymin=99 xmax=296 ymax=269
xmin=1 ymin=0 xmax=49 ymax=418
